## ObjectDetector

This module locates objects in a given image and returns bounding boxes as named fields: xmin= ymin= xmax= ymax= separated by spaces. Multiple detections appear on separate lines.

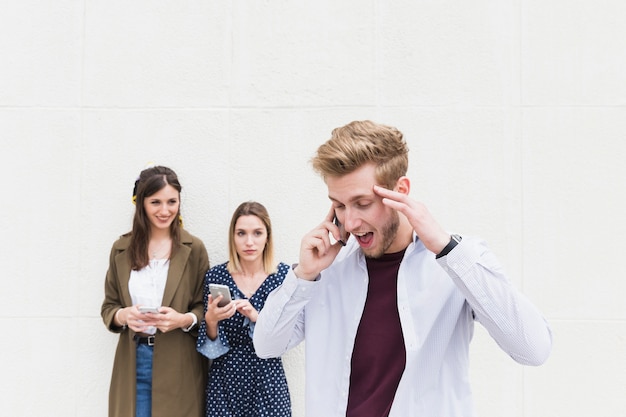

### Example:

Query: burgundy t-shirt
xmin=346 ymin=249 xmax=407 ymax=417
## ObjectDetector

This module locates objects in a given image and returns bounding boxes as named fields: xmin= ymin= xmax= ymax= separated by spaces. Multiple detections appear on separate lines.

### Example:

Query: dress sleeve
xmin=245 ymin=319 xmax=255 ymax=339
xmin=196 ymin=266 xmax=230 ymax=359
xmin=197 ymin=321 xmax=230 ymax=359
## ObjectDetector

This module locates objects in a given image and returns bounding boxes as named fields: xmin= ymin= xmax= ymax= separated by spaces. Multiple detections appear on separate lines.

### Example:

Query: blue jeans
xmin=136 ymin=343 xmax=153 ymax=417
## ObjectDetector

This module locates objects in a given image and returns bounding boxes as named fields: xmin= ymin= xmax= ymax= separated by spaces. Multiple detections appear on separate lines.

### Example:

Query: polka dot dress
xmin=197 ymin=262 xmax=292 ymax=417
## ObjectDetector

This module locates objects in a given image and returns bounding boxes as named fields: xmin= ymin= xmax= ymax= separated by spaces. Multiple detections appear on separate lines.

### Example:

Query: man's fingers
xmin=374 ymin=185 xmax=407 ymax=203
xmin=325 ymin=205 xmax=336 ymax=222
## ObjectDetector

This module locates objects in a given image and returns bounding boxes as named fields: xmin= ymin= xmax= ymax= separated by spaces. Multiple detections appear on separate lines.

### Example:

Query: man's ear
xmin=394 ymin=176 xmax=410 ymax=195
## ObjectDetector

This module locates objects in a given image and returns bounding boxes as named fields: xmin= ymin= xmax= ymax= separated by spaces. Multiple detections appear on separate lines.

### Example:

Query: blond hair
xmin=311 ymin=120 xmax=409 ymax=188
xmin=227 ymin=201 xmax=277 ymax=275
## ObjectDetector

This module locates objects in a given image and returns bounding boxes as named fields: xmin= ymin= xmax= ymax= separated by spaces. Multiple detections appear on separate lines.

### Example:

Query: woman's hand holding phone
xmin=203 ymin=288 xmax=238 ymax=340
xmin=205 ymin=287 xmax=237 ymax=323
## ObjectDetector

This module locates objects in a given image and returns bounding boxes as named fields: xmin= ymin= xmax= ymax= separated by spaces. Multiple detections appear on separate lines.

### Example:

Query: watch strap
xmin=182 ymin=312 xmax=198 ymax=332
xmin=436 ymin=234 xmax=462 ymax=259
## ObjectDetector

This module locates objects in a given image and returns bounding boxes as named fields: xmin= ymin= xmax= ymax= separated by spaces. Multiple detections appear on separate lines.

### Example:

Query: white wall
xmin=1 ymin=1 xmax=625 ymax=416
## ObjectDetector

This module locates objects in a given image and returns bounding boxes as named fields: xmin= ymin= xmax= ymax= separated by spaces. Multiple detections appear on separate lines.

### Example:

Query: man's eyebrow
xmin=328 ymin=194 xmax=374 ymax=204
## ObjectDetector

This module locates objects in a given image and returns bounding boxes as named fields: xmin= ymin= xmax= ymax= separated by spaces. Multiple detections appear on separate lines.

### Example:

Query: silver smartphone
xmin=138 ymin=306 xmax=160 ymax=314
xmin=209 ymin=283 xmax=233 ymax=307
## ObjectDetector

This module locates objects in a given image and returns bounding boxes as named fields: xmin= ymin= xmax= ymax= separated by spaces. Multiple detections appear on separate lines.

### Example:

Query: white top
xmin=129 ymin=258 xmax=169 ymax=335
xmin=253 ymin=234 xmax=553 ymax=417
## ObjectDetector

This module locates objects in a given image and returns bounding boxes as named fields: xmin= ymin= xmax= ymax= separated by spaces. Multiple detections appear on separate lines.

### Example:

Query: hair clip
xmin=131 ymin=161 xmax=158 ymax=204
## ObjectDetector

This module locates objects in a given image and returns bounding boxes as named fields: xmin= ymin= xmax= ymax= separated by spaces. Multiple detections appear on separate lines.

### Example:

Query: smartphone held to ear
xmin=333 ymin=214 xmax=348 ymax=246
xmin=209 ymin=284 xmax=233 ymax=307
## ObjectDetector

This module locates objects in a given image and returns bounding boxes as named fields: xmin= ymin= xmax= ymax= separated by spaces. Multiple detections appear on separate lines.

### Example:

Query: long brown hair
xmin=128 ymin=166 xmax=182 ymax=270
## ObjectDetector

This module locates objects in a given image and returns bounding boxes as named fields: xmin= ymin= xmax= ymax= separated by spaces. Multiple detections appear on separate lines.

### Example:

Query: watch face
xmin=451 ymin=234 xmax=462 ymax=243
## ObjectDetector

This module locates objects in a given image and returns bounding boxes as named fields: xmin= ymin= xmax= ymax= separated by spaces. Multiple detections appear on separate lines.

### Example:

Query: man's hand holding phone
xmin=293 ymin=206 xmax=347 ymax=281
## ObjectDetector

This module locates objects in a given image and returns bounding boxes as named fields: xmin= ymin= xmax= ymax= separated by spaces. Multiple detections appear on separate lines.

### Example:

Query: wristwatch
xmin=182 ymin=312 xmax=198 ymax=333
xmin=436 ymin=234 xmax=462 ymax=259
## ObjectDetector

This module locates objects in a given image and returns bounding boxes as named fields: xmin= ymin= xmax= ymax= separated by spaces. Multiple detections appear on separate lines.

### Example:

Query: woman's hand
xmin=205 ymin=294 xmax=237 ymax=322
xmin=118 ymin=306 xmax=161 ymax=333
xmin=120 ymin=305 xmax=194 ymax=333
xmin=235 ymin=299 xmax=259 ymax=322
xmin=149 ymin=306 xmax=190 ymax=333
xmin=203 ymin=294 xmax=237 ymax=340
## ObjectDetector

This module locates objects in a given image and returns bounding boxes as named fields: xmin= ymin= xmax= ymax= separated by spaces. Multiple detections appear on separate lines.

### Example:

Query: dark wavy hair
xmin=128 ymin=166 xmax=182 ymax=270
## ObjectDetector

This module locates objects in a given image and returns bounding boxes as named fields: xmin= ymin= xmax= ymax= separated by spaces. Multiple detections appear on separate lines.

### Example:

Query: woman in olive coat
xmin=101 ymin=166 xmax=210 ymax=417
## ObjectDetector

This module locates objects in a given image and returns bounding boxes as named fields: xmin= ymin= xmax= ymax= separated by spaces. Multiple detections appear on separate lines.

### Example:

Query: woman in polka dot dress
xmin=197 ymin=201 xmax=291 ymax=417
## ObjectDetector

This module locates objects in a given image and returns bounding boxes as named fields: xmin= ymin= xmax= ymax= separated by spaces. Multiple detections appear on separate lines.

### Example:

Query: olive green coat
xmin=101 ymin=229 xmax=210 ymax=417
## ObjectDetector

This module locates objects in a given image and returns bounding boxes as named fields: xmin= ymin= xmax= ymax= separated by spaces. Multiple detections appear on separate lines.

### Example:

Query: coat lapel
xmin=161 ymin=230 xmax=192 ymax=307
xmin=113 ymin=234 xmax=133 ymax=307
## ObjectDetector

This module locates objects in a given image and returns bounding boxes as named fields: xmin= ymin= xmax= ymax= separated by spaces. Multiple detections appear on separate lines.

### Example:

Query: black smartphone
xmin=333 ymin=213 xmax=348 ymax=246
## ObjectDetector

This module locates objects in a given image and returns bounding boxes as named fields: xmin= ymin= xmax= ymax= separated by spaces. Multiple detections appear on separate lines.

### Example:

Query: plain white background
xmin=1 ymin=1 xmax=625 ymax=416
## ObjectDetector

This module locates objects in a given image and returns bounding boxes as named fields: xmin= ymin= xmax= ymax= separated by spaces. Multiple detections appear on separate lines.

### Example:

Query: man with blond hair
xmin=254 ymin=120 xmax=552 ymax=417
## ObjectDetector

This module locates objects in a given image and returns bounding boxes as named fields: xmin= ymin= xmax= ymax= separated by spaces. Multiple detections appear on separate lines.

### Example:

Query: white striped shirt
xmin=254 ymin=234 xmax=552 ymax=417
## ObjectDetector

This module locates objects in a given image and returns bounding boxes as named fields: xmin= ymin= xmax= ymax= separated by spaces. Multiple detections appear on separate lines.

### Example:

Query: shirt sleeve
xmin=253 ymin=269 xmax=315 ymax=358
xmin=245 ymin=319 xmax=255 ymax=339
xmin=437 ymin=236 xmax=553 ymax=366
